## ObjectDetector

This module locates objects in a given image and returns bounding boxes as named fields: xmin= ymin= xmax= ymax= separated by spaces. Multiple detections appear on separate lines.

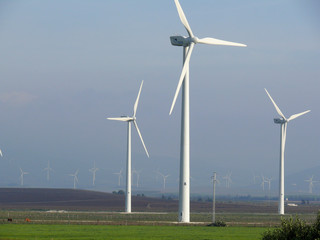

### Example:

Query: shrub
xmin=261 ymin=212 xmax=320 ymax=240
xmin=207 ymin=220 xmax=227 ymax=227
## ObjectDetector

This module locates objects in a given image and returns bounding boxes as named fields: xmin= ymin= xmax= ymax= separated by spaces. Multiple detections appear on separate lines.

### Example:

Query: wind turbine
xmin=133 ymin=168 xmax=142 ymax=188
xmin=113 ymin=169 xmax=123 ymax=186
xmin=305 ymin=176 xmax=317 ymax=194
xmin=223 ymin=172 xmax=232 ymax=189
xmin=260 ymin=175 xmax=267 ymax=191
xmin=157 ymin=171 xmax=170 ymax=192
xmin=107 ymin=80 xmax=149 ymax=213
xmin=19 ymin=168 xmax=29 ymax=186
xmin=69 ymin=169 xmax=79 ymax=189
xmin=265 ymin=177 xmax=273 ymax=191
xmin=89 ymin=161 xmax=99 ymax=186
xmin=169 ymin=0 xmax=246 ymax=223
xmin=265 ymin=89 xmax=310 ymax=215
xmin=252 ymin=174 xmax=260 ymax=185
xmin=43 ymin=160 xmax=54 ymax=181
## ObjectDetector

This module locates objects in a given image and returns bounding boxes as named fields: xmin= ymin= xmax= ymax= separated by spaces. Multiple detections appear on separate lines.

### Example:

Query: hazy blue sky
xmin=0 ymin=0 xmax=319 ymax=195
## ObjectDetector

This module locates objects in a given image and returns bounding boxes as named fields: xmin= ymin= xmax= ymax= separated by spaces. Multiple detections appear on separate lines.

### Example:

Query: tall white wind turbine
xmin=69 ymin=169 xmax=79 ymax=189
xmin=169 ymin=0 xmax=246 ymax=222
xmin=43 ymin=160 xmax=54 ymax=181
xmin=89 ymin=161 xmax=99 ymax=186
xmin=107 ymin=81 xmax=149 ymax=213
xmin=19 ymin=168 xmax=29 ymax=186
xmin=265 ymin=89 xmax=310 ymax=215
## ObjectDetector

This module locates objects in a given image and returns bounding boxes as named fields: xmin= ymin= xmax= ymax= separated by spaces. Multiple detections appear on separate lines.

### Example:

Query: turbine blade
xmin=0 ymin=149 xmax=2 ymax=157
xmin=107 ymin=117 xmax=132 ymax=122
xmin=133 ymin=80 xmax=144 ymax=117
xmin=197 ymin=37 xmax=246 ymax=47
xmin=287 ymin=110 xmax=310 ymax=122
xmin=174 ymin=0 xmax=194 ymax=37
xmin=264 ymin=89 xmax=286 ymax=120
xmin=133 ymin=121 xmax=149 ymax=158
xmin=169 ymin=42 xmax=194 ymax=115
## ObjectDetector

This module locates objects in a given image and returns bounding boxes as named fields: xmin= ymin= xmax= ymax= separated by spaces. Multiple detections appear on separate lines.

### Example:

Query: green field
xmin=0 ymin=224 xmax=266 ymax=240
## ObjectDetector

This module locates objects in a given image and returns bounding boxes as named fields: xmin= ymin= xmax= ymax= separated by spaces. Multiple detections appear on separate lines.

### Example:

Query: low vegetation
xmin=262 ymin=212 xmax=320 ymax=240
xmin=0 ymin=224 xmax=266 ymax=240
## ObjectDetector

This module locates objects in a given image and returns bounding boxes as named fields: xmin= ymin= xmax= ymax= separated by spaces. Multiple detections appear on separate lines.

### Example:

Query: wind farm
xmin=0 ymin=0 xmax=319 ymax=239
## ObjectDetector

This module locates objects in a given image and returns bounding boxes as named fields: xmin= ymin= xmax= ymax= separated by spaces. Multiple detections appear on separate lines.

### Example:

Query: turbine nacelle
xmin=274 ymin=118 xmax=286 ymax=124
xmin=170 ymin=35 xmax=199 ymax=47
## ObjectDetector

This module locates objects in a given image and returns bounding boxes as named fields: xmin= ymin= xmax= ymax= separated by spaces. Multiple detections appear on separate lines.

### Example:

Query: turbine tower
xmin=169 ymin=0 xmax=246 ymax=222
xmin=43 ymin=160 xmax=54 ymax=181
xmin=265 ymin=88 xmax=310 ymax=215
xmin=107 ymin=81 xmax=149 ymax=213
xmin=113 ymin=169 xmax=123 ymax=186
xmin=19 ymin=168 xmax=29 ymax=186
xmin=305 ymin=176 xmax=316 ymax=194
xmin=69 ymin=169 xmax=79 ymax=189
xmin=89 ymin=161 xmax=99 ymax=186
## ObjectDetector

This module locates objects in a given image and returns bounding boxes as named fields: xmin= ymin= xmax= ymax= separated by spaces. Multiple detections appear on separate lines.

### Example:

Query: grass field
xmin=0 ymin=224 xmax=266 ymax=240
xmin=0 ymin=210 xmax=317 ymax=226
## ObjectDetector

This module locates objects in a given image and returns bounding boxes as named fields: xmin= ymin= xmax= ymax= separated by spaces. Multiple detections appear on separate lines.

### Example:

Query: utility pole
xmin=212 ymin=172 xmax=217 ymax=223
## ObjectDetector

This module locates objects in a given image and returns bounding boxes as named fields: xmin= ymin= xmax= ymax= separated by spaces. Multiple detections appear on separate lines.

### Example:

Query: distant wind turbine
xmin=113 ymin=169 xmax=123 ymax=186
xmin=69 ymin=169 xmax=79 ymax=189
xmin=169 ymin=0 xmax=246 ymax=223
xmin=265 ymin=88 xmax=310 ymax=215
xmin=89 ymin=161 xmax=99 ymax=186
xmin=305 ymin=176 xmax=317 ymax=194
xmin=223 ymin=172 xmax=232 ymax=189
xmin=19 ymin=168 xmax=29 ymax=186
xmin=157 ymin=171 xmax=170 ymax=192
xmin=265 ymin=177 xmax=273 ymax=191
xmin=43 ymin=160 xmax=54 ymax=181
xmin=133 ymin=168 xmax=142 ymax=188
xmin=107 ymin=80 xmax=149 ymax=213
xmin=252 ymin=174 xmax=260 ymax=185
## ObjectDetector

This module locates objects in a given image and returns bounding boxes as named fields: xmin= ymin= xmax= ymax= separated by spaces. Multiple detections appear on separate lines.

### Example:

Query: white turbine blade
xmin=287 ymin=110 xmax=310 ymax=122
xmin=133 ymin=121 xmax=149 ymax=158
xmin=169 ymin=42 xmax=195 ymax=115
xmin=174 ymin=0 xmax=194 ymax=37
xmin=0 ymin=149 xmax=3 ymax=157
xmin=107 ymin=117 xmax=132 ymax=122
xmin=197 ymin=37 xmax=246 ymax=47
xmin=264 ymin=89 xmax=286 ymax=120
xmin=133 ymin=80 xmax=144 ymax=117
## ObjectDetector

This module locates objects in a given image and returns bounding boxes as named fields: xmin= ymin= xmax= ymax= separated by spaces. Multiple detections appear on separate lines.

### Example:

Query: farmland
xmin=0 ymin=188 xmax=319 ymax=239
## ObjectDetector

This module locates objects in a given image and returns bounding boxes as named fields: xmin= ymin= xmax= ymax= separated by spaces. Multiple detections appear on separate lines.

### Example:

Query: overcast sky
xmin=0 ymin=0 xmax=319 ymax=195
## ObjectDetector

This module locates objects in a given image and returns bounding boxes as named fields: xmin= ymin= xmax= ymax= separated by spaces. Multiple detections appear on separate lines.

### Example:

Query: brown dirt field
xmin=0 ymin=188 xmax=319 ymax=214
